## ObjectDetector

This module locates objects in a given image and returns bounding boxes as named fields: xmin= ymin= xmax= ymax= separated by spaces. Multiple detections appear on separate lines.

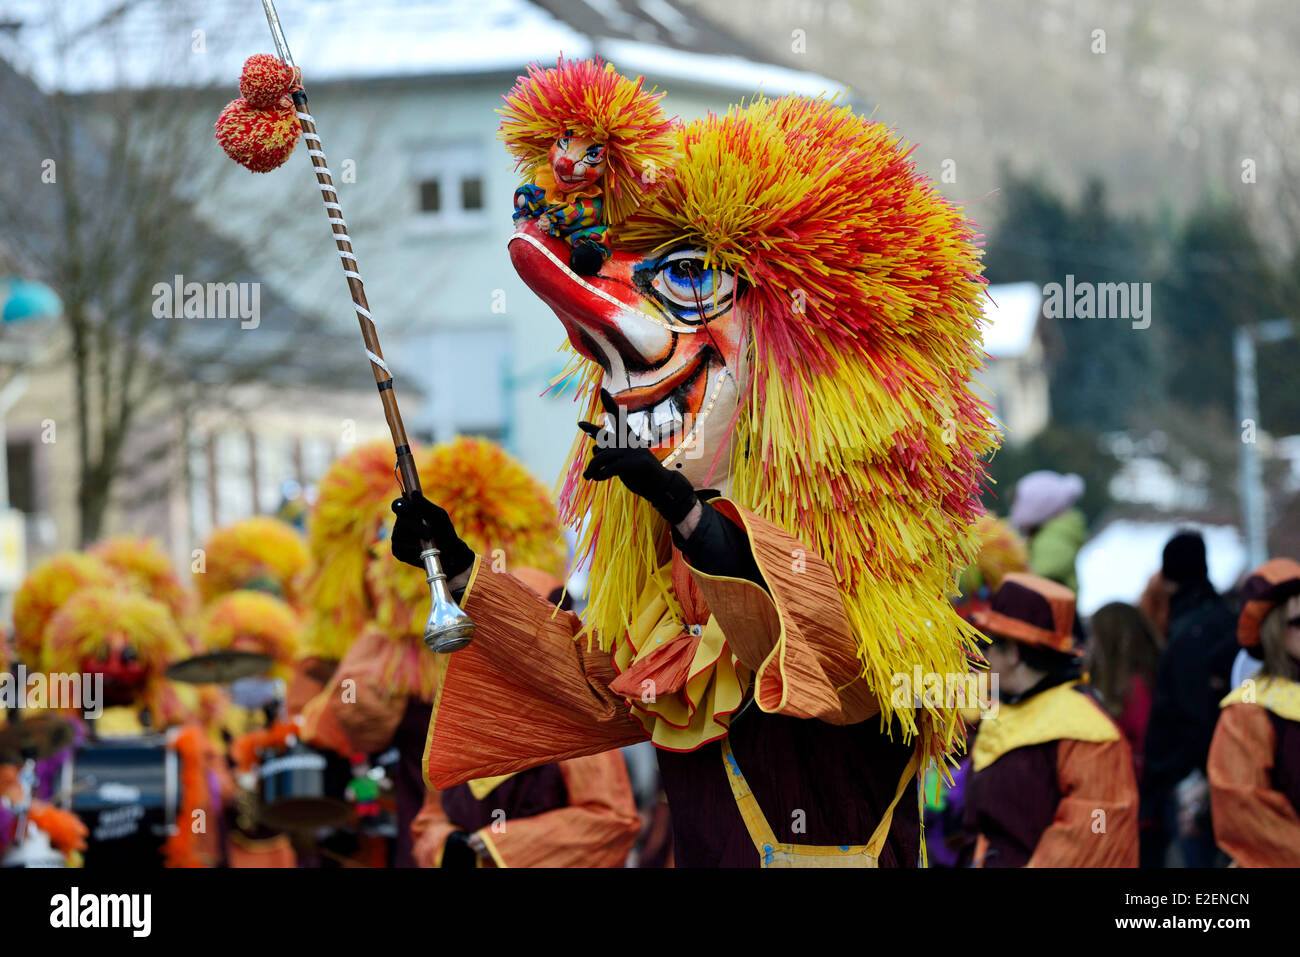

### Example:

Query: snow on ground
xmin=1075 ymin=519 xmax=1246 ymax=617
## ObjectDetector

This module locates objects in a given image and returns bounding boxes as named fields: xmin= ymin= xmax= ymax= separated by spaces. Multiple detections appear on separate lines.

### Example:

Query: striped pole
xmin=259 ymin=0 xmax=475 ymax=652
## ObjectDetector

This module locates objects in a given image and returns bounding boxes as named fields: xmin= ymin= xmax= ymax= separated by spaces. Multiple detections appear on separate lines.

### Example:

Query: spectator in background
xmin=1009 ymin=471 xmax=1087 ymax=592
xmin=1088 ymin=602 xmax=1165 ymax=783
xmin=1208 ymin=558 xmax=1300 ymax=866
xmin=1140 ymin=530 xmax=1239 ymax=867
xmin=1138 ymin=570 xmax=1171 ymax=638
xmin=963 ymin=574 xmax=1138 ymax=867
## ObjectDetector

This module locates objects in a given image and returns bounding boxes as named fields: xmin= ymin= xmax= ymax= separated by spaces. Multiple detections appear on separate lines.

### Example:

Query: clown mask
xmin=81 ymin=641 xmax=150 ymax=708
xmin=510 ymin=220 xmax=745 ymax=491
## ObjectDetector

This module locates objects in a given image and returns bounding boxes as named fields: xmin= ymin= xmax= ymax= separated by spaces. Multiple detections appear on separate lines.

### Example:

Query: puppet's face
xmin=510 ymin=220 xmax=745 ymax=489
xmin=548 ymin=132 xmax=606 ymax=192
xmin=81 ymin=638 xmax=150 ymax=708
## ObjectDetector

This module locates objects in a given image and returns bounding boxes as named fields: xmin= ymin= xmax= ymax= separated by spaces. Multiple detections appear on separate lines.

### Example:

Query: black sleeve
xmin=670 ymin=496 xmax=766 ymax=590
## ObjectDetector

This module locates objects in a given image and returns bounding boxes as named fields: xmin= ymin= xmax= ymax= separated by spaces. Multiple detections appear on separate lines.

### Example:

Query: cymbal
xmin=0 ymin=713 xmax=76 ymax=762
xmin=166 ymin=650 xmax=274 ymax=685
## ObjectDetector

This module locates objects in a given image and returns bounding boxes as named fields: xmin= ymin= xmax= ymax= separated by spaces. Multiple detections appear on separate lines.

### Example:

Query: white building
xmin=7 ymin=0 xmax=847 ymax=495
xmin=975 ymin=281 xmax=1048 ymax=446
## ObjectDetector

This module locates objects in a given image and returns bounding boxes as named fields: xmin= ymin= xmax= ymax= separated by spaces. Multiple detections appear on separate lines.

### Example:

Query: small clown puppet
xmin=499 ymin=57 xmax=676 ymax=276
xmin=345 ymin=754 xmax=382 ymax=819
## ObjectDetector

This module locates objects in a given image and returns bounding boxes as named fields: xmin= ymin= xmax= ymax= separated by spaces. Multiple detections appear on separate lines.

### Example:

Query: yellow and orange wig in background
xmin=298 ymin=440 xmax=415 ymax=664
xmin=42 ymin=587 xmax=192 ymax=727
xmin=300 ymin=437 xmax=564 ymax=700
xmin=498 ymin=56 xmax=677 ymax=225
xmin=365 ymin=436 xmax=564 ymax=700
xmin=91 ymin=537 xmax=197 ymax=635
xmin=558 ymin=95 xmax=1000 ymax=757
xmin=958 ymin=513 xmax=1030 ymax=596
xmin=194 ymin=516 xmax=310 ymax=608
xmin=11 ymin=551 xmax=120 ymax=669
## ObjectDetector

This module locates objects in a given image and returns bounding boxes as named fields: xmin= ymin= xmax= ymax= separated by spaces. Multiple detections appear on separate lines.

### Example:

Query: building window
xmin=419 ymin=179 xmax=441 ymax=213
xmin=410 ymin=142 xmax=488 ymax=230
xmin=461 ymin=176 xmax=484 ymax=211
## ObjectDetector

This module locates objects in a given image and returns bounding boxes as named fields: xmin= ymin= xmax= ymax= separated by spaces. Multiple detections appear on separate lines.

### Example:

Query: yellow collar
xmin=972 ymin=681 xmax=1118 ymax=772
xmin=95 ymin=705 xmax=147 ymax=737
xmin=467 ymin=773 xmax=520 ymax=800
xmin=1220 ymin=676 xmax=1300 ymax=722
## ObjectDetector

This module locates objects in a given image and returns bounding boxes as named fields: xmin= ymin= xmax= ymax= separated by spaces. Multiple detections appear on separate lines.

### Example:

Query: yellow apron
xmin=722 ymin=737 xmax=920 ymax=868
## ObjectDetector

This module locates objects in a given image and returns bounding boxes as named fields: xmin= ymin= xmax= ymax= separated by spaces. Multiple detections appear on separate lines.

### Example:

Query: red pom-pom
xmin=240 ymin=53 xmax=295 ymax=110
xmin=215 ymin=98 xmax=301 ymax=173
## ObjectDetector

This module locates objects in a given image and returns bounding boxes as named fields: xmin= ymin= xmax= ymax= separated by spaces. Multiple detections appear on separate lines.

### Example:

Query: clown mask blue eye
xmin=636 ymin=249 xmax=736 ymax=324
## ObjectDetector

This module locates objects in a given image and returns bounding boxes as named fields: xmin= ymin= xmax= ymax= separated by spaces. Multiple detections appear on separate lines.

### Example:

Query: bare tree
xmin=0 ymin=1 xmax=352 ymax=543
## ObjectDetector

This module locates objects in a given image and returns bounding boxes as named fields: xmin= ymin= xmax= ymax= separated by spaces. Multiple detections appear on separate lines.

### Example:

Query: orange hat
xmin=1237 ymin=558 xmax=1300 ymax=648
xmin=972 ymin=572 xmax=1078 ymax=656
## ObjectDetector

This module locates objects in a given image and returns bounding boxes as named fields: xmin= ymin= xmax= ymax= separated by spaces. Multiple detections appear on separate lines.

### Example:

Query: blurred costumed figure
xmin=4 ymin=554 xmax=116 ymax=860
xmin=1141 ymin=530 xmax=1238 ymax=867
xmin=501 ymin=57 xmax=676 ymax=276
xmin=1009 ymin=470 xmax=1086 ymax=592
xmin=194 ymin=516 xmax=310 ymax=609
xmin=964 ymin=574 xmax=1138 ymax=866
xmin=1208 ymin=558 xmax=1300 ymax=866
xmin=199 ymin=590 xmax=304 ymax=868
xmin=91 ymin=536 xmax=197 ymax=634
xmin=315 ymin=436 xmax=636 ymax=868
xmin=11 ymin=552 xmax=119 ymax=670
xmin=1086 ymin=602 xmax=1164 ymax=784
xmin=42 ymin=588 xmax=217 ymax=867
xmin=953 ymin=512 xmax=1029 ymax=620
xmin=91 ymin=536 xmax=218 ymax=749
xmin=0 ymin=629 xmax=90 ymax=867
xmin=927 ymin=512 xmax=1028 ymax=866
xmin=406 ymin=67 xmax=1000 ymax=867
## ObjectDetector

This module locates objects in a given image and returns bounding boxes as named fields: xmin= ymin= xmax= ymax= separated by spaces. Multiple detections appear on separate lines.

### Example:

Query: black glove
xmin=441 ymin=830 xmax=478 ymax=869
xmin=577 ymin=389 xmax=698 ymax=525
xmin=390 ymin=492 xmax=475 ymax=577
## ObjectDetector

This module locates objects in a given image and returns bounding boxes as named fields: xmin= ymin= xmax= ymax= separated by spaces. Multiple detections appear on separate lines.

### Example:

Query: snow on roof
xmin=1 ymin=0 xmax=840 ymax=97
xmin=597 ymin=38 xmax=846 ymax=97
xmin=0 ymin=0 xmax=590 ymax=92
xmin=1075 ymin=518 xmax=1247 ymax=617
xmin=980 ymin=282 xmax=1041 ymax=359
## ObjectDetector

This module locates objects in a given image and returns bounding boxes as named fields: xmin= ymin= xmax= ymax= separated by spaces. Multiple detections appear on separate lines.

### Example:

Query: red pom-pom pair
xmin=215 ymin=54 xmax=303 ymax=173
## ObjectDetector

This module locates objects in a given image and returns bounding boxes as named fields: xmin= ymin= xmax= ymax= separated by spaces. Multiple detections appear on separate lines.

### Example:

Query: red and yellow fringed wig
xmin=91 ymin=537 xmax=197 ymax=635
xmin=498 ymin=57 xmax=677 ymax=226
xmin=365 ymin=437 xmax=564 ymax=700
xmin=43 ymin=588 xmax=192 ymax=726
xmin=559 ymin=95 xmax=1000 ymax=755
xmin=298 ymin=440 xmax=426 ymax=664
xmin=195 ymin=517 xmax=310 ymax=608
xmin=12 ymin=552 xmax=120 ymax=669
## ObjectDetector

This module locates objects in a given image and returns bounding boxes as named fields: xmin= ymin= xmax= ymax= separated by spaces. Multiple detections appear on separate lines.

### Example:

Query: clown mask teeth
xmin=651 ymin=397 xmax=681 ymax=431
xmin=625 ymin=409 xmax=653 ymax=443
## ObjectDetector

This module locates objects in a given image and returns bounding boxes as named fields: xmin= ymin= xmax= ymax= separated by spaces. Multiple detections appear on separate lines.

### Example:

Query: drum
xmin=256 ymin=739 xmax=352 ymax=831
xmin=59 ymin=734 xmax=178 ymax=868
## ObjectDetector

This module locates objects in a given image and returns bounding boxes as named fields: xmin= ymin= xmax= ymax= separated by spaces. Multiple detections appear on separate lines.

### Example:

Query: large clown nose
xmin=508 ymin=221 xmax=672 ymax=369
